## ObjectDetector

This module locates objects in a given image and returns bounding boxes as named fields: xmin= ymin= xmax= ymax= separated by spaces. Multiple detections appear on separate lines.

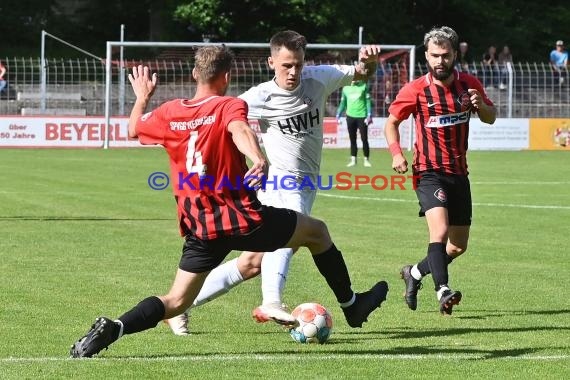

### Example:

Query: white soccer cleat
xmin=165 ymin=312 xmax=190 ymax=336
xmin=252 ymin=302 xmax=298 ymax=327
xmin=364 ymin=158 xmax=372 ymax=167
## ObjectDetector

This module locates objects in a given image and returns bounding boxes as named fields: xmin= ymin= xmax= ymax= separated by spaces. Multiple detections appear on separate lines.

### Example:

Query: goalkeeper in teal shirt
xmin=336 ymin=80 xmax=373 ymax=167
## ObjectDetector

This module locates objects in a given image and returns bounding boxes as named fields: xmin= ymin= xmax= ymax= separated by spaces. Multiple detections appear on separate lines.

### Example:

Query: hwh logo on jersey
xmin=426 ymin=110 xmax=469 ymax=128
xmin=277 ymin=108 xmax=320 ymax=135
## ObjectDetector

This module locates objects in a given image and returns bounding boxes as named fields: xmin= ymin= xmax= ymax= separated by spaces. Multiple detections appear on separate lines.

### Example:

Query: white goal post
xmin=103 ymin=41 xmax=416 ymax=149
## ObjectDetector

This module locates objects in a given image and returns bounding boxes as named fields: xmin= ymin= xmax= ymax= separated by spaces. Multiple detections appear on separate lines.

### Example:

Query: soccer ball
xmin=289 ymin=302 xmax=333 ymax=344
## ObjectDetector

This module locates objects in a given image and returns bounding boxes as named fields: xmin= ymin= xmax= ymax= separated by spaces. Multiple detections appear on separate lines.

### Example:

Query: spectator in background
xmin=457 ymin=42 xmax=473 ymax=74
xmin=498 ymin=45 xmax=513 ymax=90
xmin=377 ymin=58 xmax=394 ymax=105
xmin=336 ymin=79 xmax=373 ymax=167
xmin=0 ymin=61 xmax=7 ymax=95
xmin=482 ymin=45 xmax=499 ymax=89
xmin=550 ymin=40 xmax=568 ymax=85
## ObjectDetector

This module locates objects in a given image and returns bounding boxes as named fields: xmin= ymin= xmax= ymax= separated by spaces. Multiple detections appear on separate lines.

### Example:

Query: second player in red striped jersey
xmin=389 ymin=70 xmax=493 ymax=174
xmin=384 ymin=26 xmax=496 ymax=315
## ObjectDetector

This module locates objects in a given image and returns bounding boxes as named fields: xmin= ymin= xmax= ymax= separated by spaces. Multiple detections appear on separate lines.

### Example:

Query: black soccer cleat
xmin=439 ymin=289 xmax=462 ymax=316
xmin=70 ymin=317 xmax=120 ymax=358
xmin=400 ymin=265 xmax=423 ymax=311
xmin=342 ymin=281 xmax=389 ymax=328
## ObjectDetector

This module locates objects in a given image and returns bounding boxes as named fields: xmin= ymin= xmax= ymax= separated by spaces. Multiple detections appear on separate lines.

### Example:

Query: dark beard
xmin=428 ymin=63 xmax=453 ymax=80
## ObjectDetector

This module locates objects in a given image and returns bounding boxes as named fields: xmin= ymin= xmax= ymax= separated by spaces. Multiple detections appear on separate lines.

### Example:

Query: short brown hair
xmin=424 ymin=26 xmax=459 ymax=51
xmin=194 ymin=45 xmax=235 ymax=83
xmin=269 ymin=30 xmax=307 ymax=55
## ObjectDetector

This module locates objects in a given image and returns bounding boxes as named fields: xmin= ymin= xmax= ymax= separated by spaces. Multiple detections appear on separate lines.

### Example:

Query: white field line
xmin=317 ymin=192 xmax=570 ymax=210
xmin=1 ymin=353 xmax=568 ymax=363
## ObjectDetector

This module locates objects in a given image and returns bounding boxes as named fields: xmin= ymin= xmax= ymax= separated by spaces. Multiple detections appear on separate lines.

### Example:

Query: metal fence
xmin=0 ymin=56 xmax=568 ymax=118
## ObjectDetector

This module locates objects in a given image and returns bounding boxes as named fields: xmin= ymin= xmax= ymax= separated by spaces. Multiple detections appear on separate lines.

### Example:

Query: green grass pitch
xmin=0 ymin=148 xmax=569 ymax=379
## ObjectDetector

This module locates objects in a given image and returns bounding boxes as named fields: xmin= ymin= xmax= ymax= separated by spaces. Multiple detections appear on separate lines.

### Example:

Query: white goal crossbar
xmin=103 ymin=41 xmax=416 ymax=149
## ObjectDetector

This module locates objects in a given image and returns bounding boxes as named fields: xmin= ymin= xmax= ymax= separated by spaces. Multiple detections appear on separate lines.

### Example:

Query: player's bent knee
xmin=427 ymin=223 xmax=449 ymax=242
xmin=289 ymin=214 xmax=331 ymax=252
xmin=309 ymin=218 xmax=329 ymax=241
xmin=237 ymin=252 xmax=263 ymax=280
xmin=448 ymin=243 xmax=468 ymax=257
xmin=160 ymin=294 xmax=190 ymax=315
xmin=238 ymin=251 xmax=263 ymax=268
xmin=241 ymin=266 xmax=261 ymax=280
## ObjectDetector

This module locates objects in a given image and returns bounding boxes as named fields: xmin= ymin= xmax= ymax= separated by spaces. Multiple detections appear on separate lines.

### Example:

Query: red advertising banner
xmin=0 ymin=116 xmax=142 ymax=148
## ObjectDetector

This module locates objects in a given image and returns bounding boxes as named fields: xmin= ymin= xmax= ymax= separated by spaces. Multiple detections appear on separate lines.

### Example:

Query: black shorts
xmin=415 ymin=171 xmax=472 ymax=226
xmin=179 ymin=206 xmax=297 ymax=273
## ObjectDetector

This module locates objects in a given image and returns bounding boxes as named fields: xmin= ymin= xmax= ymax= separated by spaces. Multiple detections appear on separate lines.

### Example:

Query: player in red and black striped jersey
xmin=70 ymin=45 xmax=388 ymax=358
xmin=136 ymin=89 xmax=264 ymax=240
xmin=384 ymin=26 xmax=496 ymax=315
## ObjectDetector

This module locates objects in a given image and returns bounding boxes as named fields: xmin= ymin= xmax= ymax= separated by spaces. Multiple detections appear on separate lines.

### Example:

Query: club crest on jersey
xmin=303 ymin=96 xmax=313 ymax=106
xmin=434 ymin=188 xmax=447 ymax=203
xmin=457 ymin=91 xmax=472 ymax=111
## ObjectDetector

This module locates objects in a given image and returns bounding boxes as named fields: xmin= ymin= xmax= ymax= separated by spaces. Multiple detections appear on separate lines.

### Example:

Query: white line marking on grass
xmin=318 ymin=193 xmax=570 ymax=210
xmin=1 ymin=354 xmax=568 ymax=363
xmin=472 ymin=202 xmax=570 ymax=210
xmin=320 ymin=193 xmax=412 ymax=203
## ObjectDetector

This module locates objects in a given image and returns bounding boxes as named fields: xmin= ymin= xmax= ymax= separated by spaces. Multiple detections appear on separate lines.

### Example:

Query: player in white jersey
xmin=166 ymin=30 xmax=381 ymax=334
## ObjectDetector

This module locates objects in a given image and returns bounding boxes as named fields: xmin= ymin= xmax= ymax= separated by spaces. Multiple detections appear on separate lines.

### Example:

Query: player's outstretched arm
xmin=354 ymin=45 xmax=380 ymax=81
xmin=127 ymin=65 xmax=158 ymax=138
xmin=228 ymin=120 xmax=268 ymax=188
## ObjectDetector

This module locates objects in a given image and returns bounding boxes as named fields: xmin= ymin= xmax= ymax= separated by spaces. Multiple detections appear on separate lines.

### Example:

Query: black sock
xmin=417 ymin=256 xmax=430 ymax=276
xmin=118 ymin=296 xmax=165 ymax=335
xmin=427 ymin=242 xmax=448 ymax=290
xmin=417 ymin=252 xmax=454 ymax=277
xmin=312 ymin=244 xmax=353 ymax=304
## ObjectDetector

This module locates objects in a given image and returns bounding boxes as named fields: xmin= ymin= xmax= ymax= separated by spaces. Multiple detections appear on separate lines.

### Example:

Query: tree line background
xmin=1 ymin=0 xmax=568 ymax=62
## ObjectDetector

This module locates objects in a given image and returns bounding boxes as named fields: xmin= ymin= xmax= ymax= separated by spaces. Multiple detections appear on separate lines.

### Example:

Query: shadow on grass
xmin=330 ymin=325 xmax=570 ymax=340
xmin=456 ymin=308 xmax=570 ymax=319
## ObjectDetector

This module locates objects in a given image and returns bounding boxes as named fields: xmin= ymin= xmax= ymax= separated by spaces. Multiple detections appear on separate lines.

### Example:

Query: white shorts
xmin=258 ymin=187 xmax=316 ymax=215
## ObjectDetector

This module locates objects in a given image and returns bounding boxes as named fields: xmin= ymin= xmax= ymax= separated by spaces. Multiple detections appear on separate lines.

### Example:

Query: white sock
xmin=410 ymin=265 xmax=423 ymax=281
xmin=340 ymin=293 xmax=356 ymax=308
xmin=436 ymin=286 xmax=450 ymax=301
xmin=192 ymin=258 xmax=244 ymax=307
xmin=261 ymin=248 xmax=293 ymax=305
